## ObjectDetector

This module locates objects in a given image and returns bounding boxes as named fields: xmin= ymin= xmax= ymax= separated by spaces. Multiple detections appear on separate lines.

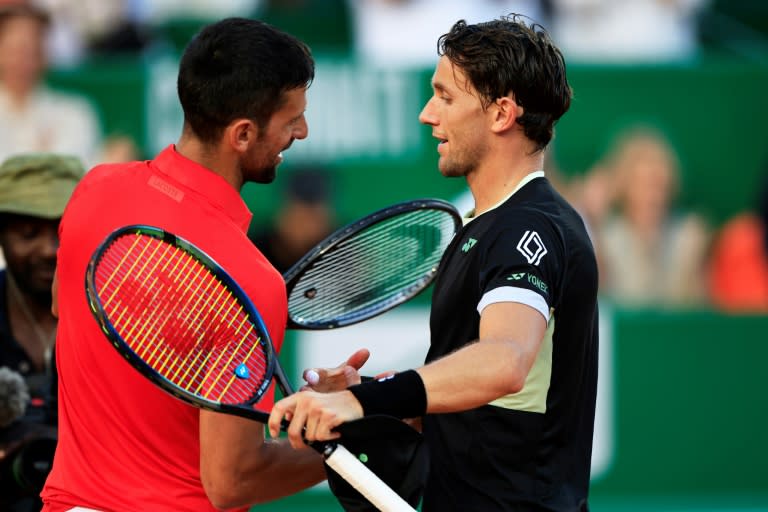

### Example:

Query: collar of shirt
xmin=151 ymin=144 xmax=253 ymax=232
xmin=464 ymin=170 xmax=545 ymax=224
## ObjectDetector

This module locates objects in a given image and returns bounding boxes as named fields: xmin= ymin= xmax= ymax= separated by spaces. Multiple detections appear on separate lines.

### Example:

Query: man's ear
xmin=491 ymin=96 xmax=524 ymax=134
xmin=225 ymin=119 xmax=258 ymax=153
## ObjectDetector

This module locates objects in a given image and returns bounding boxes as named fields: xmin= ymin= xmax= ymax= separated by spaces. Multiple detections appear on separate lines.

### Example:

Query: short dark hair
xmin=177 ymin=17 xmax=315 ymax=144
xmin=438 ymin=14 xmax=572 ymax=152
xmin=0 ymin=3 xmax=51 ymax=32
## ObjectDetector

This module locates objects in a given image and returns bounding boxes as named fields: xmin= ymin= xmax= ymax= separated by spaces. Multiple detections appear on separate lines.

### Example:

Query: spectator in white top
xmin=550 ymin=0 xmax=710 ymax=63
xmin=347 ymin=0 xmax=550 ymax=69
xmin=0 ymin=3 xmax=102 ymax=167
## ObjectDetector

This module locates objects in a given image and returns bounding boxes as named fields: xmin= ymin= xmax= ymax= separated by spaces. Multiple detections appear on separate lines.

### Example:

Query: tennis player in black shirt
xmin=270 ymin=14 xmax=599 ymax=511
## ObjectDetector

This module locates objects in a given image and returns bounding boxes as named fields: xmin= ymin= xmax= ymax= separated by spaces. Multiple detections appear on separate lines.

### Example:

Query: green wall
xmin=47 ymin=55 xmax=768 ymax=228
xmin=592 ymin=309 xmax=768 ymax=496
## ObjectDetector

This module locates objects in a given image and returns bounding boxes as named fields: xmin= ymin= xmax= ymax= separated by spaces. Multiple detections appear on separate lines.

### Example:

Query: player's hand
xmin=301 ymin=348 xmax=370 ymax=392
xmin=269 ymin=390 xmax=364 ymax=449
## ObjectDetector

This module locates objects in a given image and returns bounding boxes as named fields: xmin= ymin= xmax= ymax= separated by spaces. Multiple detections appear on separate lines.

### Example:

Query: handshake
xmin=287 ymin=349 xmax=427 ymax=512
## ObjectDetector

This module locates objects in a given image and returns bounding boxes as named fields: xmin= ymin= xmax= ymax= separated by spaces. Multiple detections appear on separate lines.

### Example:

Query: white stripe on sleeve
xmin=477 ymin=286 xmax=550 ymax=322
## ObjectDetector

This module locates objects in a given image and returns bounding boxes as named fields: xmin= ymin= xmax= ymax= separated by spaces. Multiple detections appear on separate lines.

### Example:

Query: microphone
xmin=0 ymin=366 xmax=30 ymax=428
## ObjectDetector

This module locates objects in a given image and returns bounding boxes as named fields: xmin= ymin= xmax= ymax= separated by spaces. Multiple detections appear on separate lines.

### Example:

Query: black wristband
xmin=347 ymin=369 xmax=427 ymax=419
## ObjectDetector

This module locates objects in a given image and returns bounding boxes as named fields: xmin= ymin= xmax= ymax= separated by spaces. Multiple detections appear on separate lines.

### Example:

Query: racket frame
xmin=85 ymin=225 xmax=285 ymax=423
xmin=283 ymin=198 xmax=462 ymax=329
xmin=85 ymin=225 xmax=417 ymax=512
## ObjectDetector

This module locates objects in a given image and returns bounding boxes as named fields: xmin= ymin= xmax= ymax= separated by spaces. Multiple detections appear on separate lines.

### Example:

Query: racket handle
xmin=322 ymin=443 xmax=417 ymax=512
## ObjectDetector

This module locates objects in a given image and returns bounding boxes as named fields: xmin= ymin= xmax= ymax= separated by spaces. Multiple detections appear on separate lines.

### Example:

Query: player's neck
xmin=468 ymin=150 xmax=544 ymax=215
xmin=175 ymin=132 xmax=241 ymax=190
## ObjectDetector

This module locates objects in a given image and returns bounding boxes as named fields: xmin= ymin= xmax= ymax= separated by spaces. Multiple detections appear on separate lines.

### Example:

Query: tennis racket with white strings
xmin=84 ymin=225 xmax=416 ymax=512
xmin=284 ymin=198 xmax=462 ymax=329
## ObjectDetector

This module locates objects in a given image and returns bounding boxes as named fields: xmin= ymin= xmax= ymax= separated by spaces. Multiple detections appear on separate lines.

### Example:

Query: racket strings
xmin=288 ymin=209 xmax=456 ymax=325
xmin=296 ymin=212 xmax=449 ymax=299
xmin=94 ymin=233 xmax=270 ymax=405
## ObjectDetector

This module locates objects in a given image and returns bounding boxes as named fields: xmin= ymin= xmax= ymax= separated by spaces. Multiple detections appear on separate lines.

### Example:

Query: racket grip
xmin=322 ymin=443 xmax=417 ymax=512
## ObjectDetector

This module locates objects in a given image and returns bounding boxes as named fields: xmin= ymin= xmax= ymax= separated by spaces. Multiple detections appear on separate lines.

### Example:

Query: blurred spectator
xmin=708 ymin=168 xmax=768 ymax=313
xmin=347 ymin=0 xmax=552 ymax=69
xmin=0 ymin=153 xmax=84 ymax=512
xmin=596 ymin=126 xmax=710 ymax=307
xmin=250 ymin=167 xmax=337 ymax=274
xmin=33 ymin=0 xmax=151 ymax=61
xmin=97 ymin=133 xmax=142 ymax=164
xmin=566 ymin=162 xmax=616 ymax=290
xmin=569 ymin=163 xmax=615 ymax=241
xmin=128 ymin=0 xmax=261 ymax=55
xmin=550 ymin=0 xmax=711 ymax=63
xmin=0 ymin=3 xmax=103 ymax=166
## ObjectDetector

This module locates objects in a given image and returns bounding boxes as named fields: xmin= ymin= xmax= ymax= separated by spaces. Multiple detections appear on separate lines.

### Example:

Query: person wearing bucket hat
xmin=0 ymin=153 xmax=83 ymax=512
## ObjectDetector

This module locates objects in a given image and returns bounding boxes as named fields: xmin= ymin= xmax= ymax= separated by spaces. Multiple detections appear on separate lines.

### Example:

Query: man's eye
xmin=10 ymin=222 xmax=39 ymax=239
xmin=21 ymin=228 xmax=41 ymax=239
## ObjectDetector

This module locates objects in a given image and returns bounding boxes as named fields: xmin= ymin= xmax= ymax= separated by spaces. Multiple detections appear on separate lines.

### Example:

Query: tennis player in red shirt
xmin=40 ymin=18 xmax=356 ymax=511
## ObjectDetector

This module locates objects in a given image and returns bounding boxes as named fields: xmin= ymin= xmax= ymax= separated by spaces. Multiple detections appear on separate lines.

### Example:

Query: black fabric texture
xmin=325 ymin=414 xmax=428 ymax=511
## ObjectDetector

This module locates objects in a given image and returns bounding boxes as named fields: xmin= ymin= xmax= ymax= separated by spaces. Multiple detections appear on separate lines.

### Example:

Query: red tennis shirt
xmin=41 ymin=145 xmax=287 ymax=511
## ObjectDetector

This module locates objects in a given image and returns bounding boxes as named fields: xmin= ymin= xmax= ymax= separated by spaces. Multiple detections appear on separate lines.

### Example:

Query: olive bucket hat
xmin=0 ymin=153 xmax=84 ymax=219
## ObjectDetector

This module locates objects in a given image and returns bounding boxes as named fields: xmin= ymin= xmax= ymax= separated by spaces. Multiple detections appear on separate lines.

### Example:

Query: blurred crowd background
xmin=2 ymin=0 xmax=766 ymax=312
xmin=0 ymin=1 xmax=767 ymax=510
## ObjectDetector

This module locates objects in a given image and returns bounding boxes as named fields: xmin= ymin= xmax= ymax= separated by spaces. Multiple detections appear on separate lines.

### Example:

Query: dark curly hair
xmin=437 ymin=14 xmax=572 ymax=152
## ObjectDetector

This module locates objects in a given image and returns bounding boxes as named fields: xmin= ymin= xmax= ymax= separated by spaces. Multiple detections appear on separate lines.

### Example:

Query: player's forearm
xmin=200 ymin=413 xmax=326 ymax=508
xmin=205 ymin=439 xmax=326 ymax=508
xmin=346 ymin=338 xmax=527 ymax=420
xmin=418 ymin=338 xmax=528 ymax=413
xmin=415 ymin=301 xmax=547 ymax=413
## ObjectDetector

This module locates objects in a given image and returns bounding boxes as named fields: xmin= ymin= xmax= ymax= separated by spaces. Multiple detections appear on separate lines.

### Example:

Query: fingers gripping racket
xmin=85 ymin=226 xmax=416 ymax=512
xmin=284 ymin=198 xmax=462 ymax=329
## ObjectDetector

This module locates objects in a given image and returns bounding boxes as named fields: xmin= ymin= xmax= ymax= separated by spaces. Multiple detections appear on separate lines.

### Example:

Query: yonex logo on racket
xmin=516 ymin=230 xmax=547 ymax=265
xmin=235 ymin=363 xmax=250 ymax=379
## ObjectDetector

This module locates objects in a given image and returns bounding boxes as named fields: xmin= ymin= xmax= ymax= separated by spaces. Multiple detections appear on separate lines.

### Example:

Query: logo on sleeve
xmin=507 ymin=272 xmax=549 ymax=294
xmin=516 ymin=230 xmax=547 ymax=265
xmin=461 ymin=237 xmax=477 ymax=253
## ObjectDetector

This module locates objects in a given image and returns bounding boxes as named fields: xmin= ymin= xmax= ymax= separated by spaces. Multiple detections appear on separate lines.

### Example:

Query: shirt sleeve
xmin=476 ymin=210 xmax=564 ymax=322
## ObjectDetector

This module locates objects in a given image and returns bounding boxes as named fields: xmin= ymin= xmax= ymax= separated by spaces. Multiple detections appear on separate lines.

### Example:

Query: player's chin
xmin=252 ymin=166 xmax=277 ymax=184
xmin=439 ymin=154 xmax=474 ymax=178
xmin=438 ymin=162 xmax=464 ymax=178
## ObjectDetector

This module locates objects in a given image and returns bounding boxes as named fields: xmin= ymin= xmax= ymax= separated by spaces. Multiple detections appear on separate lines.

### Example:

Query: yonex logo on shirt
xmin=516 ymin=230 xmax=547 ymax=265
xmin=507 ymin=272 xmax=549 ymax=293
xmin=462 ymin=237 xmax=477 ymax=253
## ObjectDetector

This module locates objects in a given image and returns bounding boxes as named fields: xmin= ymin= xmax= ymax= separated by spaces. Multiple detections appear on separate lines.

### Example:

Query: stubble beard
xmin=252 ymin=165 xmax=277 ymax=184
xmin=439 ymin=145 xmax=482 ymax=179
xmin=244 ymin=151 xmax=278 ymax=184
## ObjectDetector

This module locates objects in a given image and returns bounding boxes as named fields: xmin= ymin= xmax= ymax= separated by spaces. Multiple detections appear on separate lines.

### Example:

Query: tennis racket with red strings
xmin=84 ymin=225 xmax=416 ymax=512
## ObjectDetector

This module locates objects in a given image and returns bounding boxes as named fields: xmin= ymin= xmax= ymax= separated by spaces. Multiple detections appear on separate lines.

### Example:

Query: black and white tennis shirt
xmin=423 ymin=172 xmax=599 ymax=511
